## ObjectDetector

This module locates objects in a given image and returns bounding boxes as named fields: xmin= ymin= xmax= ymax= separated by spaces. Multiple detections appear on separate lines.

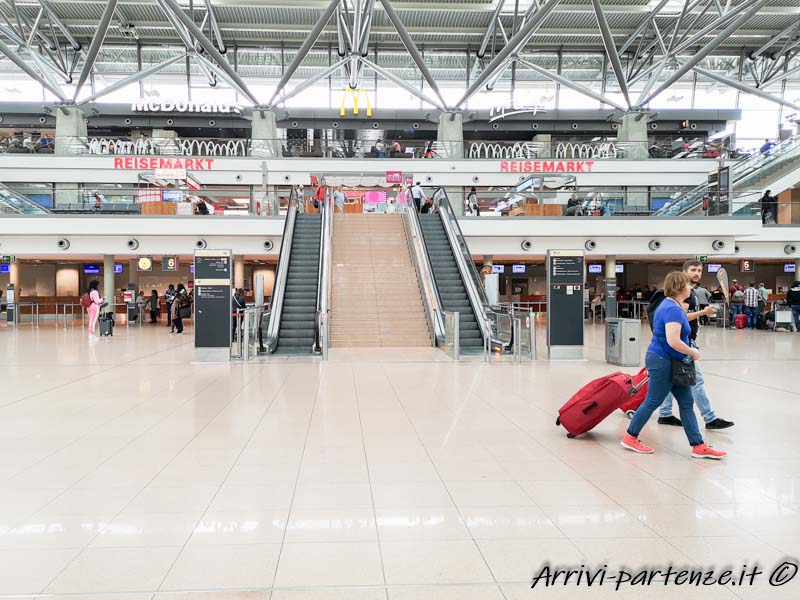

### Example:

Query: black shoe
xmin=658 ymin=416 xmax=683 ymax=426
xmin=706 ymin=418 xmax=735 ymax=430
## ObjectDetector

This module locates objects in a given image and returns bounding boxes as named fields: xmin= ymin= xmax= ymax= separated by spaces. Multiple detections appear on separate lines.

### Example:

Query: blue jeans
xmin=658 ymin=358 xmax=716 ymax=423
xmin=730 ymin=303 xmax=742 ymax=321
xmin=744 ymin=305 xmax=758 ymax=328
xmin=629 ymin=351 xmax=704 ymax=447
xmin=792 ymin=305 xmax=800 ymax=332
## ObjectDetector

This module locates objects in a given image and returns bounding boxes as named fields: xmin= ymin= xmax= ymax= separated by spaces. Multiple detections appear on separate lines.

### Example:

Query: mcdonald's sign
xmin=340 ymin=88 xmax=373 ymax=117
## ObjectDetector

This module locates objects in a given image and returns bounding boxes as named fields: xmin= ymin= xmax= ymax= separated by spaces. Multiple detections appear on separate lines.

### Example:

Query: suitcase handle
xmin=581 ymin=401 xmax=598 ymax=414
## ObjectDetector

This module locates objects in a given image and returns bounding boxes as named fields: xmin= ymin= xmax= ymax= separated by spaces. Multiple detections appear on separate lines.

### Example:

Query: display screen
xmin=707 ymin=264 xmax=722 ymax=273
xmin=512 ymin=264 xmax=526 ymax=274
xmin=0 ymin=264 xmax=9 ymax=274
xmin=162 ymin=190 xmax=183 ymax=202
xmin=114 ymin=263 xmax=123 ymax=274
xmin=84 ymin=264 xmax=100 ymax=275
xmin=492 ymin=265 xmax=505 ymax=274
xmin=785 ymin=264 xmax=796 ymax=273
xmin=588 ymin=264 xmax=602 ymax=274
xmin=615 ymin=264 xmax=624 ymax=273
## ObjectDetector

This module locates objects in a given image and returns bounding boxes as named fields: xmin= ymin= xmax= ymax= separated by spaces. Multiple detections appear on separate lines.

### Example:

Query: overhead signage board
xmin=785 ymin=264 xmax=797 ymax=273
xmin=155 ymin=168 xmax=187 ymax=180
xmin=1 ymin=264 xmax=10 ymax=274
xmin=740 ymin=259 xmax=755 ymax=273
xmin=113 ymin=157 xmax=214 ymax=170
xmin=137 ymin=256 xmax=153 ymax=272
xmin=512 ymin=264 xmax=526 ymax=274
xmin=162 ymin=256 xmax=179 ymax=272
xmin=114 ymin=263 xmax=124 ymax=274
xmin=492 ymin=265 xmax=505 ymax=274
xmin=130 ymin=100 xmax=242 ymax=114
xmin=500 ymin=160 xmax=595 ymax=173
xmin=1 ymin=255 xmax=15 ymax=263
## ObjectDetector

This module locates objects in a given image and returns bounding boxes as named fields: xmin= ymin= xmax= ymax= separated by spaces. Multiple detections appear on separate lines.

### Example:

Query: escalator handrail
xmin=433 ymin=188 xmax=493 ymax=343
xmin=315 ymin=190 xmax=333 ymax=353
xmin=264 ymin=189 xmax=299 ymax=353
xmin=402 ymin=190 xmax=446 ymax=344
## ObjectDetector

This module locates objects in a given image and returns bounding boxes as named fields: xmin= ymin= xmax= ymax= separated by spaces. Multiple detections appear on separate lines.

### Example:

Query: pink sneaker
xmin=691 ymin=443 xmax=727 ymax=460
xmin=621 ymin=434 xmax=654 ymax=454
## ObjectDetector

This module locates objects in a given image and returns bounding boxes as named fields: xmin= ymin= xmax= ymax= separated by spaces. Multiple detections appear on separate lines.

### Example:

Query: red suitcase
xmin=556 ymin=370 xmax=649 ymax=438
xmin=735 ymin=313 xmax=747 ymax=329
xmin=620 ymin=367 xmax=649 ymax=418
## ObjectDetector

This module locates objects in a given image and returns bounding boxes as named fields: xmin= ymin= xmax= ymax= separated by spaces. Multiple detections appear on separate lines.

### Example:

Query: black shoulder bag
xmin=655 ymin=299 xmax=697 ymax=387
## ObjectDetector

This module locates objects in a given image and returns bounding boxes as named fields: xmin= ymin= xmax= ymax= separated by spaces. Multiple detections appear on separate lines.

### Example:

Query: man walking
xmin=411 ymin=181 xmax=427 ymax=213
xmin=658 ymin=260 xmax=735 ymax=430
xmin=333 ymin=185 xmax=345 ymax=214
xmin=743 ymin=282 xmax=759 ymax=329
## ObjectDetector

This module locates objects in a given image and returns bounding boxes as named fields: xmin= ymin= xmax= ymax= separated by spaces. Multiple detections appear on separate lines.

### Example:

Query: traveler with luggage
xmin=81 ymin=279 xmax=104 ymax=339
xmin=655 ymin=260 xmax=734 ymax=430
xmin=171 ymin=284 xmax=191 ymax=335
xmin=787 ymin=281 xmax=800 ymax=332
xmin=757 ymin=282 xmax=769 ymax=314
xmin=743 ymin=283 xmax=760 ymax=329
xmin=729 ymin=279 xmax=745 ymax=322
xmin=622 ymin=271 xmax=727 ymax=459
xmin=165 ymin=284 xmax=177 ymax=331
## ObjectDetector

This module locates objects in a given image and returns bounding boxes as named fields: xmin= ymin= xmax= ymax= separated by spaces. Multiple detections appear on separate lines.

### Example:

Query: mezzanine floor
xmin=0 ymin=321 xmax=798 ymax=600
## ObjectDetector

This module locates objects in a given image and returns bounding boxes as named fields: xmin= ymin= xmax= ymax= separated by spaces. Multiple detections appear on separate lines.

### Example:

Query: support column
xmin=795 ymin=259 xmax=800 ymax=279
xmin=55 ymin=106 xmax=88 ymax=156
xmin=604 ymin=255 xmax=618 ymax=319
xmin=54 ymin=183 xmax=80 ymax=210
xmin=103 ymin=255 xmax=115 ymax=303
xmin=128 ymin=258 xmax=139 ymax=292
xmin=251 ymin=109 xmax=279 ymax=158
xmin=9 ymin=261 xmax=20 ymax=291
xmin=437 ymin=112 xmax=465 ymax=216
xmin=618 ymin=112 xmax=649 ymax=160
xmin=234 ymin=256 xmax=245 ymax=290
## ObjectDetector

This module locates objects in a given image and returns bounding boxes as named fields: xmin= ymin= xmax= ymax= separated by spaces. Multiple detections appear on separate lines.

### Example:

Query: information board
xmin=194 ymin=249 xmax=232 ymax=361
xmin=547 ymin=250 xmax=585 ymax=360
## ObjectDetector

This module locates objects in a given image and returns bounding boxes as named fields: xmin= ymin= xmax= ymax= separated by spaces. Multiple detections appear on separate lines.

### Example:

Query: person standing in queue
xmin=171 ymin=284 xmax=189 ymax=335
xmin=165 ymin=284 xmax=177 ymax=332
xmin=84 ymin=279 xmax=104 ymax=339
xmin=622 ymin=271 xmax=727 ymax=459
xmin=148 ymin=290 xmax=159 ymax=324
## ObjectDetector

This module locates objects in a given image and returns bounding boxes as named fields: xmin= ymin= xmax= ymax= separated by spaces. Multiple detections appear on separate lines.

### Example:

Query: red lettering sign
xmin=499 ymin=160 xmax=594 ymax=174
xmin=112 ymin=157 xmax=215 ymax=171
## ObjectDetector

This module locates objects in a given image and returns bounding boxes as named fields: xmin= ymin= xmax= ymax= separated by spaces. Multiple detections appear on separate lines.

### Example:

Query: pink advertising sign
xmin=364 ymin=191 xmax=387 ymax=204
xmin=385 ymin=170 xmax=403 ymax=184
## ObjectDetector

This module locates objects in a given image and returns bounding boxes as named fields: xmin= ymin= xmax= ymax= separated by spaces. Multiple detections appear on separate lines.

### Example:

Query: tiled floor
xmin=0 ymin=320 xmax=799 ymax=600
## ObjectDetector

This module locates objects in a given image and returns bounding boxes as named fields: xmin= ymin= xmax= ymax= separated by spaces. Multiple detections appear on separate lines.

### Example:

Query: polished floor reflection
xmin=0 ymin=321 xmax=798 ymax=599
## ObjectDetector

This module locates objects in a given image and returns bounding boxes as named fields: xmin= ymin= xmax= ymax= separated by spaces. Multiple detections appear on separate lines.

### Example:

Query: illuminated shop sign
xmin=112 ymin=157 xmax=215 ymax=170
xmin=130 ymin=100 xmax=242 ymax=114
xmin=500 ymin=160 xmax=595 ymax=173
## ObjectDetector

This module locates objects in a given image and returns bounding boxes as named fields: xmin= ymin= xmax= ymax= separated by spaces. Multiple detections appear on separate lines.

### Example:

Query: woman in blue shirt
xmin=622 ymin=271 xmax=727 ymax=459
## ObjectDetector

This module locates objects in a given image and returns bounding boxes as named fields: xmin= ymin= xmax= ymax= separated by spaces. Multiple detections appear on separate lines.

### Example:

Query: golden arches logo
xmin=340 ymin=88 xmax=372 ymax=117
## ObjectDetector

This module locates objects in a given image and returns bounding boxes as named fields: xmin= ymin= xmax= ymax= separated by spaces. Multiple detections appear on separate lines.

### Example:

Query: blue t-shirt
xmin=648 ymin=298 xmax=691 ymax=360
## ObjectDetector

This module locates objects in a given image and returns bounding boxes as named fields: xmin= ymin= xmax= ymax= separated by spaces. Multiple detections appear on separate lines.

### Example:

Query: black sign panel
xmin=194 ymin=285 xmax=231 ymax=348
xmin=195 ymin=256 xmax=231 ymax=279
xmin=547 ymin=253 xmax=585 ymax=348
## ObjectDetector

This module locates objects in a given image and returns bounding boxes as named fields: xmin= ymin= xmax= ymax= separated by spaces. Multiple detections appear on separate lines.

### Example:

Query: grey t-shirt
xmin=694 ymin=286 xmax=711 ymax=305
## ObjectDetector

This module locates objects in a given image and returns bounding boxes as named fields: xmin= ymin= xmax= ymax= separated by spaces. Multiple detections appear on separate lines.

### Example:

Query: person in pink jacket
xmin=85 ymin=279 xmax=104 ymax=338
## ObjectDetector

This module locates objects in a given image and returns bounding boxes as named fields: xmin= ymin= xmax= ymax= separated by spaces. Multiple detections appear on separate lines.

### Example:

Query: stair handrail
xmin=264 ymin=188 xmax=299 ymax=353
xmin=402 ymin=189 xmax=446 ymax=344
xmin=315 ymin=188 xmax=333 ymax=356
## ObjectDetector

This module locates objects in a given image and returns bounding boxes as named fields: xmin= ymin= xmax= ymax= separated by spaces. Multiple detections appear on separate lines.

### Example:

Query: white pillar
xmin=795 ymin=259 xmax=800 ymax=279
xmin=55 ymin=106 xmax=88 ymax=156
xmin=103 ymin=255 xmax=115 ymax=302
xmin=251 ymin=109 xmax=278 ymax=158
xmin=9 ymin=261 xmax=20 ymax=291
xmin=605 ymin=255 xmax=617 ymax=279
xmin=128 ymin=258 xmax=139 ymax=292
xmin=618 ymin=112 xmax=649 ymax=160
xmin=437 ymin=111 xmax=465 ymax=216
xmin=234 ymin=256 xmax=245 ymax=290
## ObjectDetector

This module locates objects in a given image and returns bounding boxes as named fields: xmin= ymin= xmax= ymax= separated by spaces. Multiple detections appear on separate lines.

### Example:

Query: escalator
xmin=419 ymin=213 xmax=484 ymax=351
xmin=0 ymin=184 xmax=51 ymax=214
xmin=411 ymin=188 xmax=511 ymax=353
xmin=264 ymin=189 xmax=328 ymax=355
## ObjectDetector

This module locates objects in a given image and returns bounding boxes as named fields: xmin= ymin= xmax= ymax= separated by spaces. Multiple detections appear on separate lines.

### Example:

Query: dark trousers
xmin=174 ymin=316 xmax=184 ymax=333
xmin=166 ymin=303 xmax=173 ymax=327
xmin=413 ymin=197 xmax=421 ymax=212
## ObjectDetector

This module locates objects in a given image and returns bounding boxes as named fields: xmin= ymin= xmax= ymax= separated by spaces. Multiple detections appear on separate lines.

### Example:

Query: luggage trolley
xmin=774 ymin=303 xmax=793 ymax=331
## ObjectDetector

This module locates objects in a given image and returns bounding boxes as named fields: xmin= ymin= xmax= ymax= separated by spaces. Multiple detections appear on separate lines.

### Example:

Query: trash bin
xmin=605 ymin=318 xmax=641 ymax=367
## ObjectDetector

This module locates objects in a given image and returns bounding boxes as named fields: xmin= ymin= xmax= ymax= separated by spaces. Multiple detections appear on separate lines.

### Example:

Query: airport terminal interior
xmin=1 ymin=0 xmax=800 ymax=598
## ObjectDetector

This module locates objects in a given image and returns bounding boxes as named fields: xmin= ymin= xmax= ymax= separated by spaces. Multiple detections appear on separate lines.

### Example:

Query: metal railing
xmin=316 ymin=189 xmax=333 ymax=359
xmin=231 ymin=306 xmax=261 ymax=361
xmin=443 ymin=311 xmax=460 ymax=360
xmin=402 ymin=189 xmax=445 ymax=345
xmin=264 ymin=188 xmax=299 ymax=353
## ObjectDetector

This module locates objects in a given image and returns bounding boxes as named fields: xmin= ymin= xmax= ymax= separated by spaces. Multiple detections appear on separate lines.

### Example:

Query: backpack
xmin=733 ymin=289 xmax=745 ymax=302
xmin=80 ymin=292 xmax=92 ymax=309
xmin=646 ymin=290 xmax=666 ymax=332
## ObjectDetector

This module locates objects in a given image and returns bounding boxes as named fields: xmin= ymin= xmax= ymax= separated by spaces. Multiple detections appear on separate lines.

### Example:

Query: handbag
xmin=671 ymin=358 xmax=697 ymax=387
xmin=178 ymin=306 xmax=192 ymax=319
